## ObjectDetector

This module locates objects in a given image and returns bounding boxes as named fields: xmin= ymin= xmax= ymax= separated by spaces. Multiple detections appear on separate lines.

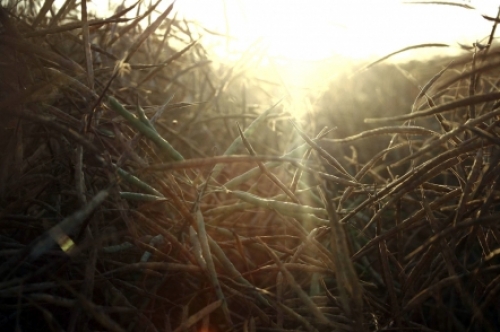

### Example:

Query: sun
xmin=54 ymin=0 xmax=500 ymax=119
xmin=55 ymin=0 xmax=498 ymax=61
xmin=174 ymin=0 xmax=494 ymax=62
xmin=170 ymin=0 xmax=497 ymax=118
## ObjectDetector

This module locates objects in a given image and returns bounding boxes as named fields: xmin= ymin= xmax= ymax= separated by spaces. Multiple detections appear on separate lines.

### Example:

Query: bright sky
xmin=53 ymin=0 xmax=500 ymax=116
xmin=75 ymin=0 xmax=500 ymax=62
xmin=172 ymin=0 xmax=499 ymax=61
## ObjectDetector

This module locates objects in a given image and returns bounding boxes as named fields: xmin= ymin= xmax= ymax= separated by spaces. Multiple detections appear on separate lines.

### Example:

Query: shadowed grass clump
xmin=1 ymin=1 xmax=500 ymax=331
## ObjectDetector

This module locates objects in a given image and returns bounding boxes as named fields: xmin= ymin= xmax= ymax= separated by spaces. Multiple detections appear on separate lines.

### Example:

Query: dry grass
xmin=1 ymin=1 xmax=500 ymax=331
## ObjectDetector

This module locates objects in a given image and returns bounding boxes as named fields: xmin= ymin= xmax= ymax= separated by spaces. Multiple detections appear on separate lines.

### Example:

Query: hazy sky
xmin=46 ymin=0 xmax=500 ymax=117
xmin=172 ymin=0 xmax=500 ymax=60
xmin=52 ymin=0 xmax=500 ymax=61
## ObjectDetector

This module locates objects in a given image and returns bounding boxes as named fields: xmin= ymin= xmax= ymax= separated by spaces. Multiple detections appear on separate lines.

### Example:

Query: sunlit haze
xmin=53 ymin=0 xmax=500 ymax=116
xmin=79 ymin=0 xmax=500 ymax=61
xmin=176 ymin=0 xmax=499 ymax=61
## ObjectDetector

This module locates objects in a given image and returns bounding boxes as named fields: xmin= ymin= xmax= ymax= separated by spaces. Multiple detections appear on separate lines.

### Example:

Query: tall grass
xmin=0 ymin=1 xmax=500 ymax=331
